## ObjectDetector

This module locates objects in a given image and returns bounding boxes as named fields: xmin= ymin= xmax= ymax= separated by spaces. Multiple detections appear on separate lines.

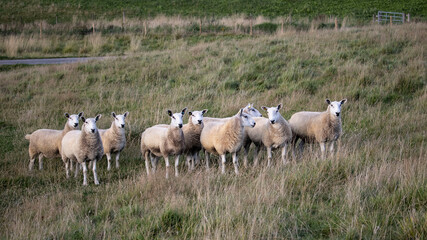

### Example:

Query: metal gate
xmin=377 ymin=11 xmax=405 ymax=24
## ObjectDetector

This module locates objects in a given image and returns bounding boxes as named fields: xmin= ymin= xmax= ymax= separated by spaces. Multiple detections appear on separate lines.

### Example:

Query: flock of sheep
xmin=25 ymin=99 xmax=347 ymax=185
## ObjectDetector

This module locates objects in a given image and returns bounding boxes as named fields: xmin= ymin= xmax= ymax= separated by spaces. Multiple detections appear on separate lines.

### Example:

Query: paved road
xmin=0 ymin=56 xmax=117 ymax=65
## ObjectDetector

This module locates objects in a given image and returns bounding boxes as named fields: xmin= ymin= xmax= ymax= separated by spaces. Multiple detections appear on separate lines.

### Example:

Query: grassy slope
xmin=0 ymin=23 xmax=426 ymax=239
xmin=1 ymin=0 xmax=426 ymax=23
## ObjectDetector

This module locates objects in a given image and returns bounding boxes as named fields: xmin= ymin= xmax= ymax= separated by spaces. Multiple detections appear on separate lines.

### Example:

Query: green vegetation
xmin=1 ymin=0 xmax=426 ymax=24
xmin=0 ymin=23 xmax=426 ymax=239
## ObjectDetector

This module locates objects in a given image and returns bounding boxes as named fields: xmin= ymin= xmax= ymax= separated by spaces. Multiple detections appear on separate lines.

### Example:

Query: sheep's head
xmin=244 ymin=103 xmax=263 ymax=117
xmin=326 ymin=99 xmax=347 ymax=117
xmin=240 ymin=109 xmax=256 ymax=128
xmin=189 ymin=109 xmax=208 ymax=125
xmin=112 ymin=111 xmax=129 ymax=129
xmin=167 ymin=108 xmax=187 ymax=128
xmin=261 ymin=104 xmax=282 ymax=124
xmin=81 ymin=115 xmax=101 ymax=134
xmin=65 ymin=112 xmax=83 ymax=128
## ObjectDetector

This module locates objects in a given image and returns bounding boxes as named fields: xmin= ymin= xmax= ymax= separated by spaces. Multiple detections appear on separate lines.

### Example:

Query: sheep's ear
xmin=81 ymin=116 xmax=86 ymax=122
xmin=326 ymin=99 xmax=331 ymax=105
xmin=340 ymin=99 xmax=347 ymax=105
xmin=111 ymin=112 xmax=116 ymax=118
xmin=202 ymin=109 xmax=208 ymax=115
xmin=261 ymin=106 xmax=268 ymax=111
xmin=246 ymin=103 xmax=251 ymax=108
xmin=95 ymin=114 xmax=102 ymax=121
xmin=167 ymin=110 xmax=173 ymax=117
xmin=240 ymin=108 xmax=243 ymax=116
xmin=78 ymin=112 xmax=83 ymax=117
xmin=64 ymin=113 xmax=70 ymax=118
xmin=277 ymin=103 xmax=282 ymax=110
xmin=188 ymin=111 xmax=193 ymax=116
xmin=181 ymin=107 xmax=187 ymax=115
xmin=124 ymin=111 xmax=129 ymax=118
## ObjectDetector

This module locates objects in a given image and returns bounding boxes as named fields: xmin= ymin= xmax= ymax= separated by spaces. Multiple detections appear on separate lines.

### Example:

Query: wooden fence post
xmin=249 ymin=17 xmax=253 ymax=36
xmin=281 ymin=20 xmax=284 ymax=33
xmin=407 ymin=13 xmax=410 ymax=22
xmin=372 ymin=14 xmax=375 ymax=24
xmin=335 ymin=17 xmax=338 ymax=30
xmin=144 ymin=21 xmax=147 ymax=36
xmin=390 ymin=16 xmax=392 ymax=26
xmin=92 ymin=23 xmax=95 ymax=34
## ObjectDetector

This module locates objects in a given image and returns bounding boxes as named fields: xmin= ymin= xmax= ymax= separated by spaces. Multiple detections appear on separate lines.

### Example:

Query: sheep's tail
xmin=25 ymin=134 xmax=31 ymax=140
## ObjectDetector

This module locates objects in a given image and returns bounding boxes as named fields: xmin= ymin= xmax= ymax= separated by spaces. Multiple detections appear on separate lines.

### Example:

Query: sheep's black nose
xmin=336 ymin=112 xmax=340 ymax=117
xmin=270 ymin=120 xmax=275 ymax=124
xmin=252 ymin=123 xmax=256 ymax=127
xmin=91 ymin=129 xmax=95 ymax=133
xmin=178 ymin=124 xmax=183 ymax=128
xmin=74 ymin=123 xmax=78 ymax=128
xmin=121 ymin=124 xmax=125 ymax=128
xmin=198 ymin=120 xmax=202 ymax=124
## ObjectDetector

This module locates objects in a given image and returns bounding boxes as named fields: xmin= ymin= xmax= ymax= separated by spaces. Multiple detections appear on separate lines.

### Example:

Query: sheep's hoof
xmin=95 ymin=181 xmax=100 ymax=185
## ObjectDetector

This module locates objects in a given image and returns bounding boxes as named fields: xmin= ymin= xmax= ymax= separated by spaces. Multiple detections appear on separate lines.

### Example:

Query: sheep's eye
xmin=244 ymin=116 xmax=247 ymax=119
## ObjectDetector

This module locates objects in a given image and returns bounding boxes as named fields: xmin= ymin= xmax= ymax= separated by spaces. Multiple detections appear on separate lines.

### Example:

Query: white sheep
xmin=288 ymin=99 xmax=347 ymax=159
xmin=203 ymin=103 xmax=262 ymax=123
xmin=242 ymin=104 xmax=292 ymax=167
xmin=200 ymin=109 xmax=256 ymax=174
xmin=99 ymin=111 xmax=129 ymax=171
xmin=25 ymin=112 xmax=83 ymax=170
xmin=140 ymin=108 xmax=187 ymax=178
xmin=61 ymin=115 xmax=104 ymax=185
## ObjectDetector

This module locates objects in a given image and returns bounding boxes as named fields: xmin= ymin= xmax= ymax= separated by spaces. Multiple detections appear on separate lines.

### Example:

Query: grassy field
xmin=0 ymin=23 xmax=426 ymax=239
xmin=1 ymin=0 xmax=426 ymax=24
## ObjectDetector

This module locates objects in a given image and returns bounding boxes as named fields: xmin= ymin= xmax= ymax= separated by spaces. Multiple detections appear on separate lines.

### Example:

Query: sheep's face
xmin=189 ymin=109 xmax=208 ymax=125
xmin=81 ymin=115 xmax=101 ymax=134
xmin=112 ymin=111 xmax=129 ymax=129
xmin=262 ymin=104 xmax=282 ymax=124
xmin=168 ymin=108 xmax=187 ymax=128
xmin=65 ymin=112 xmax=83 ymax=128
xmin=240 ymin=109 xmax=256 ymax=128
xmin=244 ymin=103 xmax=263 ymax=117
xmin=326 ymin=99 xmax=347 ymax=117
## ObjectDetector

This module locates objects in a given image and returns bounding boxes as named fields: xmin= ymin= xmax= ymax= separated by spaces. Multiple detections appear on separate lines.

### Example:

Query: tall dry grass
xmin=0 ymin=23 xmax=425 ymax=239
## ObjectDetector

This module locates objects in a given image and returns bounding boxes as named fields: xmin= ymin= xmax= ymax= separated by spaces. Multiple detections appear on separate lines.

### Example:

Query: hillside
xmin=0 ymin=23 xmax=426 ymax=238
xmin=1 ymin=0 xmax=426 ymax=24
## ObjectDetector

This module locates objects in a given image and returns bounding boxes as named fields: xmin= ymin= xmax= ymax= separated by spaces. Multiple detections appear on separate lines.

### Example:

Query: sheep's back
xmin=289 ymin=111 xmax=320 ymax=138
xmin=29 ymin=129 xmax=63 ymax=158
xmin=140 ymin=126 xmax=167 ymax=154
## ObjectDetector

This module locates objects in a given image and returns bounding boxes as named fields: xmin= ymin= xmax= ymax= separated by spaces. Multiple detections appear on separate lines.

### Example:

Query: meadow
xmin=0 ymin=22 xmax=426 ymax=239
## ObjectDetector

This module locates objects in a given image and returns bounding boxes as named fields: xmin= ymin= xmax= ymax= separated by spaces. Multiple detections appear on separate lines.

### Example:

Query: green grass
xmin=1 ymin=0 xmax=426 ymax=24
xmin=0 ymin=23 xmax=426 ymax=239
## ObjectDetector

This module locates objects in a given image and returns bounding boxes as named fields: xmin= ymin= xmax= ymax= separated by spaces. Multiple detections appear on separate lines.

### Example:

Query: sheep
xmin=288 ymin=99 xmax=347 ymax=159
xmin=25 ymin=112 xmax=83 ymax=171
xmin=200 ymin=109 xmax=256 ymax=174
xmin=99 ymin=111 xmax=129 ymax=171
xmin=61 ymin=115 xmax=104 ymax=185
xmin=157 ymin=109 xmax=209 ymax=171
xmin=203 ymin=103 xmax=262 ymax=123
xmin=242 ymin=104 xmax=292 ymax=167
xmin=140 ymin=108 xmax=187 ymax=178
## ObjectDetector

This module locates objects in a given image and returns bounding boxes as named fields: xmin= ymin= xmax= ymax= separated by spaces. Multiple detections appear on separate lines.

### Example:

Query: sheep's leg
xmin=74 ymin=161 xmax=79 ymax=178
xmin=64 ymin=158 xmax=70 ymax=179
xmin=174 ymin=155 xmax=180 ymax=177
xmin=205 ymin=150 xmax=210 ymax=171
xmin=329 ymin=142 xmax=335 ymax=158
xmin=151 ymin=156 xmax=158 ymax=174
xmin=106 ymin=153 xmax=112 ymax=171
xmin=82 ymin=162 xmax=88 ymax=186
xmin=194 ymin=152 xmax=200 ymax=167
xmin=38 ymin=154 xmax=44 ymax=170
xmin=281 ymin=144 xmax=288 ymax=165
xmin=165 ymin=156 xmax=170 ymax=179
xmin=29 ymin=156 xmax=36 ymax=171
xmin=186 ymin=155 xmax=192 ymax=171
xmin=232 ymin=152 xmax=239 ymax=175
xmin=115 ymin=152 xmax=120 ymax=169
xmin=88 ymin=161 xmax=93 ymax=169
xmin=298 ymin=140 xmax=305 ymax=157
xmin=253 ymin=145 xmax=260 ymax=167
xmin=319 ymin=142 xmax=326 ymax=159
xmin=69 ymin=159 xmax=74 ymax=171
xmin=267 ymin=147 xmax=272 ymax=167
xmin=92 ymin=160 xmax=100 ymax=185
xmin=221 ymin=154 xmax=227 ymax=174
